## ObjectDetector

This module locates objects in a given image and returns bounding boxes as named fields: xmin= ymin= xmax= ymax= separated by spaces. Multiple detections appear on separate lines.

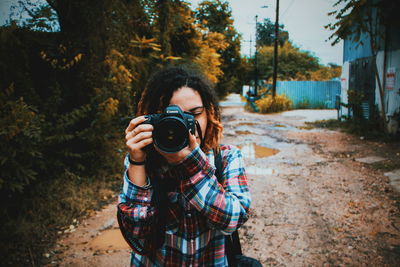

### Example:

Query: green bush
xmin=313 ymin=101 xmax=328 ymax=109
xmin=0 ymin=27 xmax=127 ymax=266
xmin=255 ymin=94 xmax=292 ymax=113
xmin=347 ymin=89 xmax=365 ymax=119
xmin=0 ymin=84 xmax=44 ymax=193
xmin=0 ymin=173 xmax=121 ymax=266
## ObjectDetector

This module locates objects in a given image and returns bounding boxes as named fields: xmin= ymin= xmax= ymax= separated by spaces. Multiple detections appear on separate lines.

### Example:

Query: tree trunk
xmin=157 ymin=0 xmax=172 ymax=58
xmin=373 ymin=57 xmax=387 ymax=133
xmin=368 ymin=14 xmax=387 ymax=134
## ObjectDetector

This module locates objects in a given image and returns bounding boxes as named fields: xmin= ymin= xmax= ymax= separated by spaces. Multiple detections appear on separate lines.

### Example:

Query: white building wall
xmin=242 ymin=85 xmax=251 ymax=97
xmin=384 ymin=49 xmax=400 ymax=116
xmin=376 ymin=49 xmax=400 ymax=134
xmin=375 ymin=49 xmax=400 ymax=116
xmin=342 ymin=48 xmax=400 ymax=132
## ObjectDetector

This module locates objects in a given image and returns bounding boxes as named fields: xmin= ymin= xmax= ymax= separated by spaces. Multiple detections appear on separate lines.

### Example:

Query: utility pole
xmin=249 ymin=36 xmax=252 ymax=58
xmin=272 ymin=0 xmax=280 ymax=98
xmin=254 ymin=15 xmax=258 ymax=96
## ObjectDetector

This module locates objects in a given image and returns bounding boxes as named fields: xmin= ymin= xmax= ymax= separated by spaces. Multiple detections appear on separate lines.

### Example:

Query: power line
xmin=281 ymin=0 xmax=295 ymax=19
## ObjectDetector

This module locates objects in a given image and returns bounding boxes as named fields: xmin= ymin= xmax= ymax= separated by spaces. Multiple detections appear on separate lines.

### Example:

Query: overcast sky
xmin=0 ymin=0 xmax=12 ymax=24
xmin=0 ymin=0 xmax=343 ymax=65
xmin=189 ymin=0 xmax=343 ymax=65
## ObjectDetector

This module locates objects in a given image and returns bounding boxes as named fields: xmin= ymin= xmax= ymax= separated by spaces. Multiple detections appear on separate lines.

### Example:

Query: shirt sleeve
xmin=117 ymin=155 xmax=156 ymax=254
xmin=172 ymin=145 xmax=251 ymax=234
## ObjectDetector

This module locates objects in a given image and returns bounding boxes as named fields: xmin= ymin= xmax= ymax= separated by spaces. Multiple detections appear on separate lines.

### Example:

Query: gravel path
xmin=49 ymin=104 xmax=400 ymax=267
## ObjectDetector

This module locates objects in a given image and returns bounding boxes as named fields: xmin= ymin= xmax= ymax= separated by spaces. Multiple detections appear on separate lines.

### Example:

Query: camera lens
xmin=153 ymin=117 xmax=188 ymax=153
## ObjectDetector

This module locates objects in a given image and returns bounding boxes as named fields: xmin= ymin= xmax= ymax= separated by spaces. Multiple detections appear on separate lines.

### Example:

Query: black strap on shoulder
xmin=213 ymin=149 xmax=243 ymax=267
xmin=195 ymin=120 xmax=204 ymax=147
xmin=214 ymin=148 xmax=223 ymax=184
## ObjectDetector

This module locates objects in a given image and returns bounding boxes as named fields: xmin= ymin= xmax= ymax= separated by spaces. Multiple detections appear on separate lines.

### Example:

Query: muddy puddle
xmin=235 ymin=130 xmax=253 ymax=135
xmin=271 ymin=123 xmax=299 ymax=131
xmin=90 ymin=229 xmax=129 ymax=250
xmin=239 ymin=143 xmax=280 ymax=159
xmin=237 ymin=122 xmax=259 ymax=126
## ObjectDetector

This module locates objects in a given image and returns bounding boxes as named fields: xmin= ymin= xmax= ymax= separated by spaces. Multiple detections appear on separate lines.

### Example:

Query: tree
xmin=1 ymin=0 xmax=155 ymax=195
xmin=309 ymin=63 xmax=342 ymax=81
xmin=257 ymin=41 xmax=320 ymax=82
xmin=256 ymin=18 xmax=288 ymax=47
xmin=152 ymin=0 xmax=201 ymax=60
xmin=326 ymin=0 xmax=400 ymax=132
xmin=1 ymin=1 xmax=161 ymax=264
xmin=195 ymin=0 xmax=243 ymax=97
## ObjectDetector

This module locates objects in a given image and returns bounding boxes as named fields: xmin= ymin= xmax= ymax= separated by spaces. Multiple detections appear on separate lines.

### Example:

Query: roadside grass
xmin=244 ymin=101 xmax=254 ymax=112
xmin=255 ymin=94 xmax=292 ymax=113
xmin=303 ymin=119 xmax=344 ymax=130
xmin=305 ymin=119 xmax=400 ymax=172
xmin=304 ymin=119 xmax=400 ymax=142
xmin=295 ymin=99 xmax=328 ymax=109
xmin=0 ymin=171 xmax=122 ymax=266
xmin=370 ymin=160 xmax=400 ymax=172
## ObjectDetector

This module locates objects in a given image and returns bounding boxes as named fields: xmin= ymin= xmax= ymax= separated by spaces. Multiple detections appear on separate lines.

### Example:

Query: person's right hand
xmin=125 ymin=116 xmax=154 ymax=162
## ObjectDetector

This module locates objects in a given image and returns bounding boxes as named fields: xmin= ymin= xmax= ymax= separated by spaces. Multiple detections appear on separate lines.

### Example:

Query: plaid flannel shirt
xmin=118 ymin=144 xmax=251 ymax=267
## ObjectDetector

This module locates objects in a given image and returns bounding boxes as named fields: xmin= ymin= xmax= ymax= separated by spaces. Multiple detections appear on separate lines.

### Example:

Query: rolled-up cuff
xmin=122 ymin=172 xmax=152 ymax=204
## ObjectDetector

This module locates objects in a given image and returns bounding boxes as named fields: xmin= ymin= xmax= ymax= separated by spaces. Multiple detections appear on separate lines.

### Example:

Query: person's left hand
xmin=156 ymin=131 xmax=198 ymax=164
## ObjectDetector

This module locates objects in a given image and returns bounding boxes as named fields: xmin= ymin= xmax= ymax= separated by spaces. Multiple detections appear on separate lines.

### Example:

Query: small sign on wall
xmin=341 ymin=77 xmax=347 ymax=89
xmin=386 ymin=67 xmax=396 ymax=90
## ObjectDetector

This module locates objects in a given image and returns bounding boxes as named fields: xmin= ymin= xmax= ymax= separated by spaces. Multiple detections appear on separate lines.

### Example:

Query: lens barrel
xmin=153 ymin=117 xmax=188 ymax=153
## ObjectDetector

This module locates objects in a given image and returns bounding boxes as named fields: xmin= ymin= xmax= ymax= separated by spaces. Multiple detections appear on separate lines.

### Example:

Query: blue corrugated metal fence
xmin=276 ymin=81 xmax=341 ymax=109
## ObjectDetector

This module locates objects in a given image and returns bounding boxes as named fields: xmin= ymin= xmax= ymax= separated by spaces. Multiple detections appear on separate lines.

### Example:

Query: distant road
xmin=219 ymin=93 xmax=245 ymax=107
xmin=220 ymin=94 xmax=337 ymax=123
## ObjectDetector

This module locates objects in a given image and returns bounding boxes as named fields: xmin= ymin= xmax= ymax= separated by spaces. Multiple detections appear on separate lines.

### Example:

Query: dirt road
xmin=49 ymin=104 xmax=400 ymax=267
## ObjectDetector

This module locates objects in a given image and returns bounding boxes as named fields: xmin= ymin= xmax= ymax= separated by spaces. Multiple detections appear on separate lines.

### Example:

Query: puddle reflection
xmin=90 ymin=229 xmax=129 ymax=250
xmin=239 ymin=143 xmax=280 ymax=159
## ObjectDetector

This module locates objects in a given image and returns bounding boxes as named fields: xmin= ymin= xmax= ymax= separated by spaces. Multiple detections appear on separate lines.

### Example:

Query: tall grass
xmin=255 ymin=94 xmax=292 ymax=113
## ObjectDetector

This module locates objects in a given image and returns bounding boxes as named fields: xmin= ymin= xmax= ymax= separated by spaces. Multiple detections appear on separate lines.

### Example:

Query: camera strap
xmin=195 ymin=120 xmax=204 ymax=146
xmin=213 ymin=149 xmax=242 ymax=267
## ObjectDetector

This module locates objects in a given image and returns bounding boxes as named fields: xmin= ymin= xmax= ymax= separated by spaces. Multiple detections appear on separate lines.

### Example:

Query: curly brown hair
xmin=137 ymin=66 xmax=223 ymax=152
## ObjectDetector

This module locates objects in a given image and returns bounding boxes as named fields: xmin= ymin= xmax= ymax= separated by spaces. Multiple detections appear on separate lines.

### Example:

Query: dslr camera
xmin=142 ymin=105 xmax=196 ymax=153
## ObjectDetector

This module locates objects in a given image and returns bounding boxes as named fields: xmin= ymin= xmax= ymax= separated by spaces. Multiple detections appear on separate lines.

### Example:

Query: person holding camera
xmin=118 ymin=67 xmax=251 ymax=266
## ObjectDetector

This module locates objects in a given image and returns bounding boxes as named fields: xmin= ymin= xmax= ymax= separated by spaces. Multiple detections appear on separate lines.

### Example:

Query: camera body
xmin=142 ymin=105 xmax=196 ymax=153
